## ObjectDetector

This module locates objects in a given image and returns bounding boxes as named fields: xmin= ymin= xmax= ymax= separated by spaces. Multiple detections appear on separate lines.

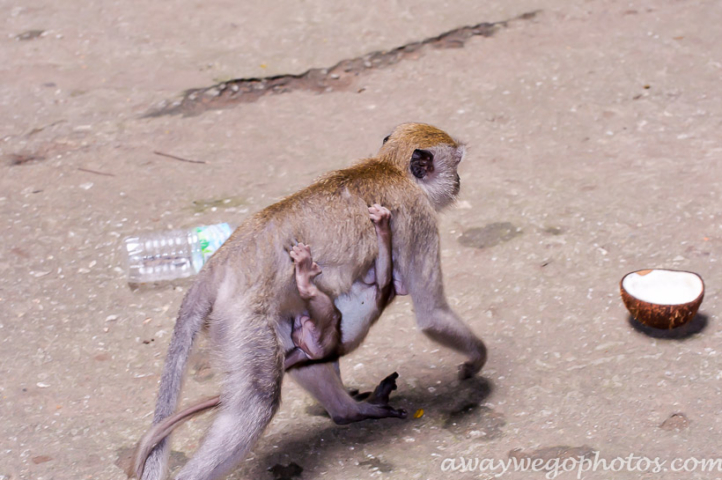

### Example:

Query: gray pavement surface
xmin=2 ymin=1 xmax=722 ymax=479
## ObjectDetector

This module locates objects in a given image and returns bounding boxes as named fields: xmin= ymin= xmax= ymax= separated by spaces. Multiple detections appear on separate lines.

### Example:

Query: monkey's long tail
xmin=135 ymin=279 xmax=214 ymax=480
xmin=129 ymin=396 xmax=220 ymax=479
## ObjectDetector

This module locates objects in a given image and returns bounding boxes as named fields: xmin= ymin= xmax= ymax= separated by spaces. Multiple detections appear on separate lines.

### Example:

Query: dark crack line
xmin=144 ymin=10 xmax=540 ymax=117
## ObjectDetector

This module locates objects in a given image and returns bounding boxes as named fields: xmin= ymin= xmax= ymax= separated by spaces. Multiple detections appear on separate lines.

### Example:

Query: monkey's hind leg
xmin=290 ymin=243 xmax=323 ymax=299
xmin=174 ymin=314 xmax=283 ymax=480
xmin=289 ymin=361 xmax=406 ymax=425
xmin=290 ymin=244 xmax=338 ymax=322
xmin=290 ymin=243 xmax=341 ymax=358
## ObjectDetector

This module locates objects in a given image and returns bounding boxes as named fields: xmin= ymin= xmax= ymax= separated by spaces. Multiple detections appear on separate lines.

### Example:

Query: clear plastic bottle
xmin=123 ymin=223 xmax=234 ymax=284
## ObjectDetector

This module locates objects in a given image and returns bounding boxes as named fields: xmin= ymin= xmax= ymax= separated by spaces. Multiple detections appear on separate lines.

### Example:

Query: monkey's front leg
xmin=418 ymin=307 xmax=487 ymax=379
xmin=288 ymin=361 xmax=406 ymax=424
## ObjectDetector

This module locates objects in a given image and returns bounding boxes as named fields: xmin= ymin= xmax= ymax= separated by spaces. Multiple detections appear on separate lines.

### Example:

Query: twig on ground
xmin=153 ymin=150 xmax=206 ymax=164
xmin=78 ymin=167 xmax=115 ymax=177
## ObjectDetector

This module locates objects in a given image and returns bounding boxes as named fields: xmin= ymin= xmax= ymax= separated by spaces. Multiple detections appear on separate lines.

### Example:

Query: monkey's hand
xmin=458 ymin=352 xmax=487 ymax=380
xmin=368 ymin=204 xmax=391 ymax=231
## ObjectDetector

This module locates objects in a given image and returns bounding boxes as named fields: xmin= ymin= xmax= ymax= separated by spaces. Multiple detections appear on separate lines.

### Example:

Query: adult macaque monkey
xmin=135 ymin=123 xmax=487 ymax=480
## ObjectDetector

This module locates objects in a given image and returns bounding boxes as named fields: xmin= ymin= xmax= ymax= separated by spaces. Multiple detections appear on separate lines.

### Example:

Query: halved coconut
xmin=620 ymin=269 xmax=704 ymax=329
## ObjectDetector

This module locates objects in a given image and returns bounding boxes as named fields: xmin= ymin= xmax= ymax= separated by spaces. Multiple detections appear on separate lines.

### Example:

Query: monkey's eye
xmin=382 ymin=135 xmax=390 ymax=145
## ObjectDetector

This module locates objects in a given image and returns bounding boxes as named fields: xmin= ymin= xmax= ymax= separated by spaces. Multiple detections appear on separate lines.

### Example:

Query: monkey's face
xmin=380 ymin=123 xmax=465 ymax=211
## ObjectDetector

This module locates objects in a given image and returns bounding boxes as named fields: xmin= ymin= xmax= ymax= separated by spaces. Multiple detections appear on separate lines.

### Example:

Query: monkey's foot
xmin=365 ymin=372 xmax=400 ymax=405
xmin=334 ymin=372 xmax=407 ymax=424
xmin=290 ymin=243 xmax=322 ymax=297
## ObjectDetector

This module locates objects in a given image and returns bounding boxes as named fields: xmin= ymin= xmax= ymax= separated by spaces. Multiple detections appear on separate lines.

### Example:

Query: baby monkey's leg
xmin=285 ymin=244 xmax=341 ymax=369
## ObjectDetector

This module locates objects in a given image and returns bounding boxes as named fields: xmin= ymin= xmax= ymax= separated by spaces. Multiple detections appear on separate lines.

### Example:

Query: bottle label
xmin=192 ymin=223 xmax=234 ymax=271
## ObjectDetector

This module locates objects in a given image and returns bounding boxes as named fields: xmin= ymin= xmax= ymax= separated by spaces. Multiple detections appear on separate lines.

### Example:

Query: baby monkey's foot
xmin=290 ymin=243 xmax=322 ymax=299
xmin=368 ymin=204 xmax=391 ymax=232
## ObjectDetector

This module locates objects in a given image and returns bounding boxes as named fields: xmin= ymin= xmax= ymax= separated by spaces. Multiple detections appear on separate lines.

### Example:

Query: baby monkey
xmin=284 ymin=204 xmax=393 ymax=369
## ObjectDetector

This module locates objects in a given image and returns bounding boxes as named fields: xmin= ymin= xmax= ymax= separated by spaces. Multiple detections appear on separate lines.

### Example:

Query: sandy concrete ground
xmin=2 ymin=0 xmax=722 ymax=479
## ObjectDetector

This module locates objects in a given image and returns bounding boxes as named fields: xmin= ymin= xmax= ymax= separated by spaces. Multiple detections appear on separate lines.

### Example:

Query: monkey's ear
xmin=410 ymin=149 xmax=434 ymax=179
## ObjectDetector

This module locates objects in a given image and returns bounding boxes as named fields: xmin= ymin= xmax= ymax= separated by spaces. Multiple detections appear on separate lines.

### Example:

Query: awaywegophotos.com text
xmin=440 ymin=452 xmax=722 ymax=478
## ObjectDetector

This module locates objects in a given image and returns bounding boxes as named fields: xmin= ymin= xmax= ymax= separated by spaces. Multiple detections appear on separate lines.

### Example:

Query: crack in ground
xmin=145 ymin=10 xmax=540 ymax=117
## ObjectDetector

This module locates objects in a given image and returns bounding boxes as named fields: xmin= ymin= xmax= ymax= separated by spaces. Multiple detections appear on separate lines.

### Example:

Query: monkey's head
xmin=379 ymin=123 xmax=465 ymax=211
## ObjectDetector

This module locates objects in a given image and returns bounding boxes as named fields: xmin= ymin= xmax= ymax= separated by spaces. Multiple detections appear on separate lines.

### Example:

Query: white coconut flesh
xmin=622 ymin=270 xmax=703 ymax=306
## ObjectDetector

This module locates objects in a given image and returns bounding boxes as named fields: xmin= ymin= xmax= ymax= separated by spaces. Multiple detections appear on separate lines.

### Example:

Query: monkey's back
xmin=207 ymin=158 xmax=433 ymax=301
